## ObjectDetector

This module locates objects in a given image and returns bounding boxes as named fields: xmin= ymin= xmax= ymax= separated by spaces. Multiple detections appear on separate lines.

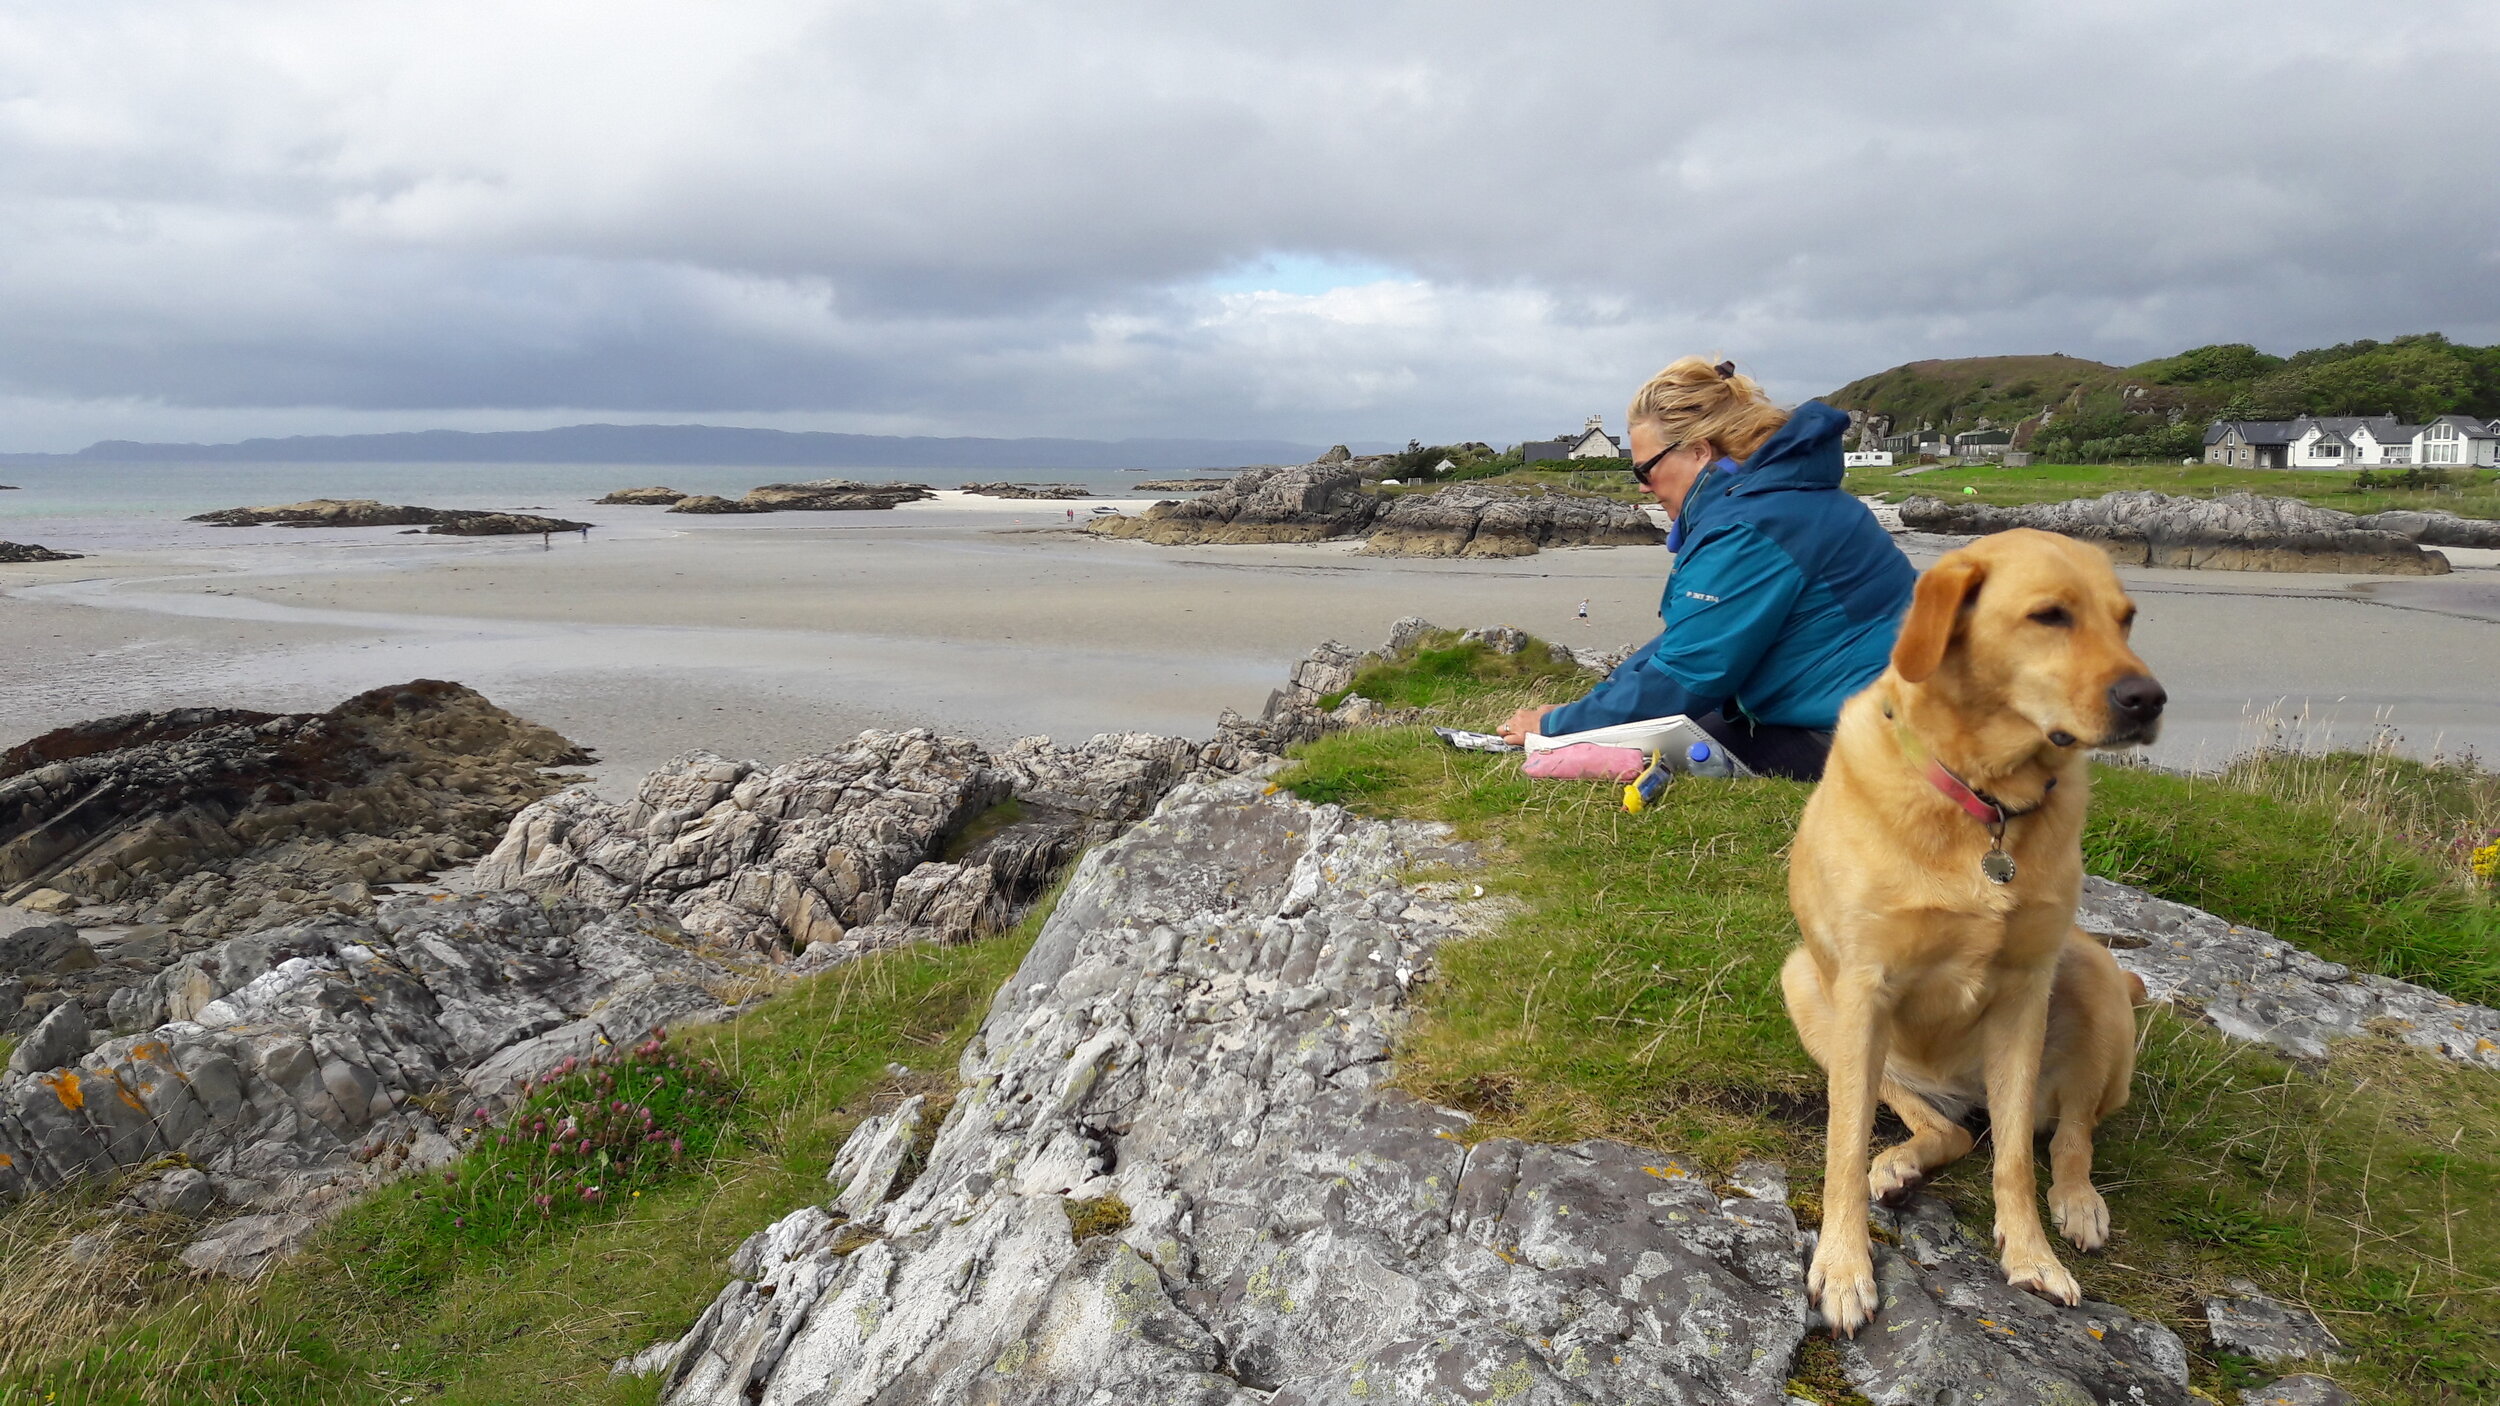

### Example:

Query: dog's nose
xmin=2108 ymin=675 xmax=2167 ymax=723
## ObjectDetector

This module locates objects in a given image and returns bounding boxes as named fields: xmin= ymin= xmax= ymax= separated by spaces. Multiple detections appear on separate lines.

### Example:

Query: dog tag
xmin=1981 ymin=847 xmax=2017 ymax=884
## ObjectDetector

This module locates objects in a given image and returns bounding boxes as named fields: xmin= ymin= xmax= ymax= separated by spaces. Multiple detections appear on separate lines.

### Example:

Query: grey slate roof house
xmin=2205 ymin=413 xmax=2500 ymax=469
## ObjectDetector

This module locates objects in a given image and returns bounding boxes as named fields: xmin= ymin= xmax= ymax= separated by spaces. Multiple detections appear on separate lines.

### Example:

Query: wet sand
xmin=5 ymin=496 xmax=2497 ymax=792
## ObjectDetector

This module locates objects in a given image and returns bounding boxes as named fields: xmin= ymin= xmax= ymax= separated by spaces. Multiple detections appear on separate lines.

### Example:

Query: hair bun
xmin=1713 ymin=360 xmax=1737 ymax=380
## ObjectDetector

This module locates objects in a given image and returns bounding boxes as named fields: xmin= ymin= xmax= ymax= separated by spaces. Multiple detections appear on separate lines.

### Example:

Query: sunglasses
xmin=1631 ymin=442 xmax=1680 ymax=486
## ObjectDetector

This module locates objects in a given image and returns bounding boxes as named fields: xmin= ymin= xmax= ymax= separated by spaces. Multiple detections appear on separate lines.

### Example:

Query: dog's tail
xmin=2125 ymin=970 xmax=2149 ymax=1006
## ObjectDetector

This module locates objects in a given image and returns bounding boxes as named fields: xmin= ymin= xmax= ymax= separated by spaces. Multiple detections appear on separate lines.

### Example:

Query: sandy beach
xmin=6 ymin=491 xmax=2498 ymax=792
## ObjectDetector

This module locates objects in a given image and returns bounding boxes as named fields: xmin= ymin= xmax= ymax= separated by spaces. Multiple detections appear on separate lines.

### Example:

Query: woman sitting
xmin=1500 ymin=357 xmax=1915 ymax=780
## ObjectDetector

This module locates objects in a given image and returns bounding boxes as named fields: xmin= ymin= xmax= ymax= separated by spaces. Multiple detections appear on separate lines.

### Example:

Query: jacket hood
xmin=1729 ymin=400 xmax=1850 ymax=495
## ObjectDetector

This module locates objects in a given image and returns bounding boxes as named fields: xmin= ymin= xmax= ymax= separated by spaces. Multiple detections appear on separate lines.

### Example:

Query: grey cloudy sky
xmin=3 ymin=0 xmax=2496 ymax=450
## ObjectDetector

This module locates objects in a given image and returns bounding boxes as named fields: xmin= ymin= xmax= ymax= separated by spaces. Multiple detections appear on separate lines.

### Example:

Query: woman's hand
xmin=1498 ymin=704 xmax=1559 ymax=746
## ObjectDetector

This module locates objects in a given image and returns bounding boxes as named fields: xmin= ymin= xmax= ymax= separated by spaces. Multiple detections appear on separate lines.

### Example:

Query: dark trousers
xmin=1693 ymin=710 xmax=1833 ymax=781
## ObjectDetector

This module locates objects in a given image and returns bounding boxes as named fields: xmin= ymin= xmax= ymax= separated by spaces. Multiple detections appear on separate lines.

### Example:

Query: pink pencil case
xmin=1521 ymin=743 xmax=1648 ymax=781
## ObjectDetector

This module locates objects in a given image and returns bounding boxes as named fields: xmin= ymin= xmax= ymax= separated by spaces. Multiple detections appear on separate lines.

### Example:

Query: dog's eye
xmin=2028 ymin=606 xmax=2072 ymax=628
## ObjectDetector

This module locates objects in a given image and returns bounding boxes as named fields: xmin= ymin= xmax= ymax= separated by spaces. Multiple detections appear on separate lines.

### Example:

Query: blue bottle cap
xmin=1687 ymin=742 xmax=1711 ymax=762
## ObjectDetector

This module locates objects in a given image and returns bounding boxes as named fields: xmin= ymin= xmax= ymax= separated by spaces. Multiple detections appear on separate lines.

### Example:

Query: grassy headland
xmin=4 ymin=636 xmax=2496 ymax=1403
xmin=1280 ymin=633 xmax=2499 ymax=1403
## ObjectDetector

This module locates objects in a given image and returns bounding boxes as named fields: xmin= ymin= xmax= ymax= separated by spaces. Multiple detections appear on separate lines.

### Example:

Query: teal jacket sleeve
xmin=1538 ymin=523 xmax=1805 ymax=736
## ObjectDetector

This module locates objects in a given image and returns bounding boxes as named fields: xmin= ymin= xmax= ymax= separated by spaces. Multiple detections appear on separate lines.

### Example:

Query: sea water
xmin=0 ymin=460 xmax=1179 ymax=553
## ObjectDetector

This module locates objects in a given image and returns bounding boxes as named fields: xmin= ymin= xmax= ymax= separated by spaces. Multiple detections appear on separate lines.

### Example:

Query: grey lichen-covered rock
xmin=1361 ymin=482 xmax=1662 ymax=558
xmin=1836 ymin=1194 xmax=2190 ymax=1403
xmin=477 ymin=729 xmax=1202 ymax=962
xmin=1896 ymin=491 xmax=2450 ymax=574
xmin=127 ymin=1165 xmax=220 ymax=1216
xmin=654 ymin=777 xmax=2187 ymax=1406
xmin=2239 ymin=1374 xmax=2355 ymax=1406
xmin=0 ymin=893 xmax=737 ymax=1212
xmin=2081 ymin=876 xmax=2500 ymax=1069
xmin=2204 ymin=1279 xmax=2344 ymax=1364
xmin=825 ymin=1094 xmax=926 ymax=1221
xmin=2354 ymin=507 xmax=2500 ymax=548
xmin=0 ymin=911 xmax=98 ymax=976
xmin=6 ymin=999 xmax=91 ymax=1076
xmin=0 ymin=681 xmax=589 ymax=952
xmin=1087 ymin=461 xmax=1381 ymax=545
xmin=178 ymin=1210 xmax=322 ymax=1279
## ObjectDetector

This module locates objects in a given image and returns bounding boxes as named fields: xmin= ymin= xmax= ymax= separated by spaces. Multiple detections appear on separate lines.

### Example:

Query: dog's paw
xmin=2000 ymin=1244 xmax=2082 ymax=1307
xmin=2049 ymin=1181 xmax=2110 ymax=1251
xmin=1868 ymin=1146 xmax=1928 ymax=1206
xmin=1807 ymin=1238 xmax=1882 ymax=1337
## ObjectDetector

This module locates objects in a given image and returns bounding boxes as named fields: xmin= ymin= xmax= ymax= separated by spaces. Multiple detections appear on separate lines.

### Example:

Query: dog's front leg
xmin=1807 ymin=960 xmax=1889 ymax=1336
xmin=1982 ymin=969 xmax=2081 ymax=1307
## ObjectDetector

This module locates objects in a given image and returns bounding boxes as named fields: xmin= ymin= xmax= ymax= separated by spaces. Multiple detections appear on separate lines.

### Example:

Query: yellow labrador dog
xmin=1785 ymin=528 xmax=2161 ymax=1335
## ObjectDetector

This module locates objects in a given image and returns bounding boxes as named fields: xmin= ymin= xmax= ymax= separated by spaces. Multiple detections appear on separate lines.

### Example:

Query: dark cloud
xmin=0 ymin=0 xmax=2493 ymax=449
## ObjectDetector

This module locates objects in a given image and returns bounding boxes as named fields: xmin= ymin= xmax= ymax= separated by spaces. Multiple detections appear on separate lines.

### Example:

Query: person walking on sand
xmin=1498 ymin=357 xmax=1914 ymax=780
xmin=1577 ymin=599 xmax=1590 ymax=623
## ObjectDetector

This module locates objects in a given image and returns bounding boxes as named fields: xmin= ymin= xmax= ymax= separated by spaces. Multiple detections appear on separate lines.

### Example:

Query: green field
xmin=1847 ymin=461 xmax=2500 ymax=520
xmin=1397 ymin=459 xmax=2500 ymax=524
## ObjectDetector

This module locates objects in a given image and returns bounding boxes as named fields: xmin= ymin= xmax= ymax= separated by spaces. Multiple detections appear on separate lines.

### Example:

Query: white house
xmin=1565 ymin=415 xmax=1623 ymax=459
xmin=2417 ymin=415 xmax=2500 ymax=467
xmin=1843 ymin=450 xmax=1894 ymax=467
xmin=2211 ymin=414 xmax=2494 ymax=470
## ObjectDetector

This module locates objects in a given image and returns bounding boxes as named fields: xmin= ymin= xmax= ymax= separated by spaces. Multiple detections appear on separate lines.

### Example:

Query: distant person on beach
xmin=1577 ymin=599 xmax=1589 ymax=622
xmin=1498 ymin=357 xmax=1915 ymax=780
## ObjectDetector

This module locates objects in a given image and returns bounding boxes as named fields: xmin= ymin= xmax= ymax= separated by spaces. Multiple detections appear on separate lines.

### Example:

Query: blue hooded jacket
xmin=1539 ymin=400 xmax=1914 ymax=736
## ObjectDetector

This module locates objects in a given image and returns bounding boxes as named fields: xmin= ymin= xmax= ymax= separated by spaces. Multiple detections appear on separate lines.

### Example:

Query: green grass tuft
xmin=1061 ymin=1194 xmax=1131 ymax=1243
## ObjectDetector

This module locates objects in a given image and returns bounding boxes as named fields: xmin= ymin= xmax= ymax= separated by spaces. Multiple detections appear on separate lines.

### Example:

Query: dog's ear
xmin=1892 ymin=554 xmax=1987 ymax=683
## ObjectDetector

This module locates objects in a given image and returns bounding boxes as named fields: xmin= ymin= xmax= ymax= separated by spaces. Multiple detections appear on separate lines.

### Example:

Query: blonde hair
xmin=1627 ymin=356 xmax=1789 ymax=462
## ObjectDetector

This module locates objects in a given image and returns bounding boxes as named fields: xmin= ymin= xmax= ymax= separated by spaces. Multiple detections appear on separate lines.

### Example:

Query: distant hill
xmin=1824 ymin=335 xmax=2500 ymax=463
xmin=1823 ymin=355 xmax=2130 ymax=443
xmin=0 ymin=424 xmax=1338 ymax=471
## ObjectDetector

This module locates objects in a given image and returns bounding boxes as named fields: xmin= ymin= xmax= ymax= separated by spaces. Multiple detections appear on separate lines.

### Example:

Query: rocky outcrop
xmin=1087 ymin=462 xmax=1381 ymax=546
xmin=1130 ymin=477 xmax=1236 ymax=492
xmin=600 ymin=486 xmax=691 ymax=505
xmin=0 ymin=682 xmax=591 ymax=996
xmin=741 ymin=481 xmax=935 ymax=511
xmin=957 ymin=483 xmax=1093 ymax=499
xmin=0 ymin=892 xmax=741 ymax=1230
xmin=426 ymin=512 xmax=592 ymax=536
xmin=2080 ymin=876 xmax=2500 ymax=1070
xmin=188 ymin=500 xmax=590 ymax=535
xmin=475 ymin=730 xmax=1212 ymax=963
xmin=0 ymin=542 xmax=83 ymax=563
xmin=666 ymin=481 xmax=936 ymax=514
xmin=1361 ymin=483 xmax=1662 ymax=558
xmin=2353 ymin=507 xmax=2500 ymax=548
xmin=1896 ymin=491 xmax=2453 ymax=574
xmin=1087 ymin=463 xmax=1664 ymax=558
xmin=646 ymin=775 xmax=2195 ymax=1406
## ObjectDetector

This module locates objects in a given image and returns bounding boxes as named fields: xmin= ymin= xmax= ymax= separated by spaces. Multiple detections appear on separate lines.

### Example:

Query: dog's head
xmin=1891 ymin=528 xmax=2165 ymax=750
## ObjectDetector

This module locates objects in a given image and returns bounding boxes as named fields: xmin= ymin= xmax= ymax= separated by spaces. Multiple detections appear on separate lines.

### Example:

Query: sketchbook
xmin=1523 ymin=713 xmax=1717 ymax=758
